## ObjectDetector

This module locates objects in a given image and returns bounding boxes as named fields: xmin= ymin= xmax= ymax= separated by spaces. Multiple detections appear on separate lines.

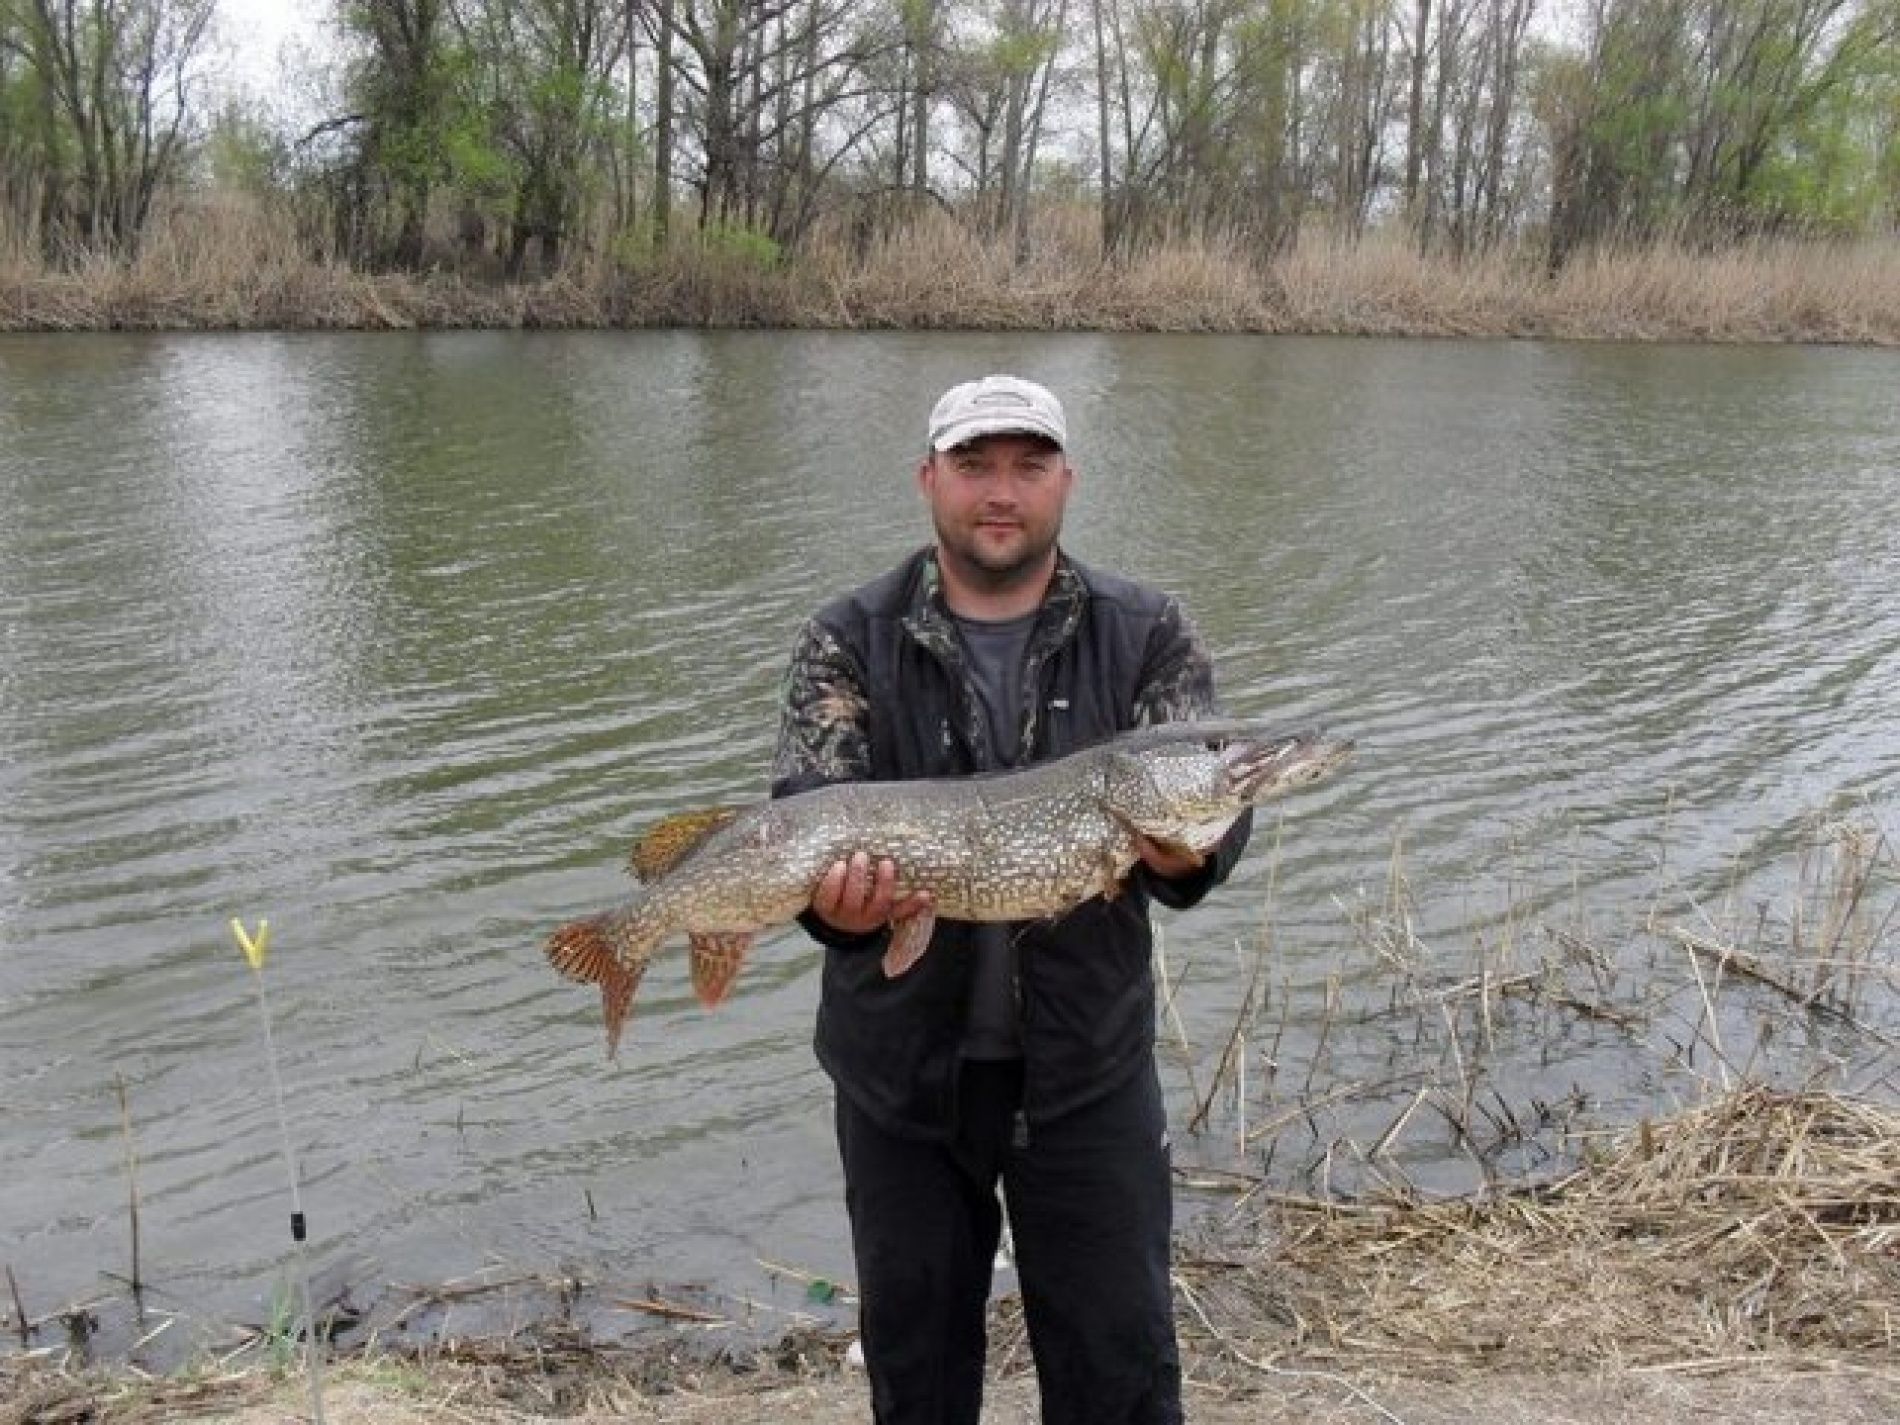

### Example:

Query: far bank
xmin=4 ymin=206 xmax=1896 ymax=345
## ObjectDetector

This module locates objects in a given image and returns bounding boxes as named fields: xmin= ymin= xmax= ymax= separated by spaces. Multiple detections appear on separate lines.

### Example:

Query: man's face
xmin=918 ymin=434 xmax=1074 ymax=589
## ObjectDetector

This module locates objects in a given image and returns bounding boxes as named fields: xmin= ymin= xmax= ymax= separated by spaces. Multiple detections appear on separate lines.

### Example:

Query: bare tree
xmin=12 ymin=0 xmax=214 ymax=254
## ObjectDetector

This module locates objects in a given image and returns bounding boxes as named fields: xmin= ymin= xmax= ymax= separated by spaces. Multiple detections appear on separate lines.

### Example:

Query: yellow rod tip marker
xmin=231 ymin=918 xmax=272 ymax=970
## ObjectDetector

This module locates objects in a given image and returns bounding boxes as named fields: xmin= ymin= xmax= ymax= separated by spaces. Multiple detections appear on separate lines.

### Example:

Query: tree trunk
xmin=653 ymin=0 xmax=675 ymax=245
xmin=1404 ymin=0 xmax=1432 ymax=217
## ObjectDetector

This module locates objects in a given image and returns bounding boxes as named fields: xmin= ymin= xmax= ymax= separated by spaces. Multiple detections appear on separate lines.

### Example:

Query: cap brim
xmin=931 ymin=416 xmax=1066 ymax=451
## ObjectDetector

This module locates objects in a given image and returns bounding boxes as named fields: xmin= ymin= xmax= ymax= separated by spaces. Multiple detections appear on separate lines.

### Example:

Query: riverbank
xmin=4 ymin=204 xmax=1896 ymax=343
xmin=7 ymin=1349 xmax=1896 ymax=1424
xmin=6 ymin=1084 xmax=1895 ymax=1423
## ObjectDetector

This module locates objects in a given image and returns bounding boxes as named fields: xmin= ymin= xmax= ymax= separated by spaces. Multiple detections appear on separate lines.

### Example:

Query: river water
xmin=2 ymin=332 xmax=1896 ymax=1356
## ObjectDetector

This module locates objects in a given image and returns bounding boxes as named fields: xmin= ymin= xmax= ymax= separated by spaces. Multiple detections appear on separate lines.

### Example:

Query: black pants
xmin=835 ymin=1059 xmax=1182 ymax=1425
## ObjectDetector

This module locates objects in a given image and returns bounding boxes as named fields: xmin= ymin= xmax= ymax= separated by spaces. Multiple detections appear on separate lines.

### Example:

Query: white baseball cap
xmin=927 ymin=375 xmax=1068 ymax=452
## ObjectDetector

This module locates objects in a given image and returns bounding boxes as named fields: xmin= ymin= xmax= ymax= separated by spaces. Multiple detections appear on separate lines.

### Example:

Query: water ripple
xmin=2 ymin=332 xmax=1896 ymax=1342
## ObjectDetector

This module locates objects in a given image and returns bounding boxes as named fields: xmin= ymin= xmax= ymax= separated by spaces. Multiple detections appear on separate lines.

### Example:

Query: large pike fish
xmin=546 ymin=720 xmax=1352 ymax=1055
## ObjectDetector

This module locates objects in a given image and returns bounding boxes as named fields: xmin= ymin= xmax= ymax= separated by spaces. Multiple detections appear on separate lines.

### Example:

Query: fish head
xmin=1104 ymin=722 xmax=1353 ymax=846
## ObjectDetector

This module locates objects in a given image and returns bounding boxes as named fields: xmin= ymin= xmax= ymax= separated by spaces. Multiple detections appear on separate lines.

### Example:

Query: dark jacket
xmin=770 ymin=548 xmax=1252 ymax=1139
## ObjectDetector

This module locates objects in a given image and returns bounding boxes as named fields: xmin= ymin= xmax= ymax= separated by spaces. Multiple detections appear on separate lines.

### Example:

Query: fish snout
xmin=1223 ymin=733 xmax=1353 ymax=801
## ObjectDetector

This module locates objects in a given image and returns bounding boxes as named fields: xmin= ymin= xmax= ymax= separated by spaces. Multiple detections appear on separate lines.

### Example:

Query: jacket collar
xmin=902 ymin=548 xmax=1087 ymax=651
xmin=901 ymin=549 xmax=1089 ymax=764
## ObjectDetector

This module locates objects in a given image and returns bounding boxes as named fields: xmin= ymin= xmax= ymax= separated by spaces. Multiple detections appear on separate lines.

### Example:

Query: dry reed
xmin=1196 ymin=1084 xmax=1900 ymax=1376
xmin=4 ymin=194 xmax=1897 ymax=342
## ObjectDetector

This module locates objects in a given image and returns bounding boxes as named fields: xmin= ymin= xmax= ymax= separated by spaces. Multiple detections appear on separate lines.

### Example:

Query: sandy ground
xmin=8 ymin=1350 xmax=1898 ymax=1425
xmin=292 ymin=1364 xmax=1900 ymax=1425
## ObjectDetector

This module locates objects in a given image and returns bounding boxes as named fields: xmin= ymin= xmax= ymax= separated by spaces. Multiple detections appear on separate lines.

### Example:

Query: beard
xmin=934 ymin=512 xmax=1062 ymax=592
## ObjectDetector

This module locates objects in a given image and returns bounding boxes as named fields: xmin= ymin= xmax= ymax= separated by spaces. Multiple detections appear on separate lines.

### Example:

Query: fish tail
xmin=546 ymin=912 xmax=651 ymax=1059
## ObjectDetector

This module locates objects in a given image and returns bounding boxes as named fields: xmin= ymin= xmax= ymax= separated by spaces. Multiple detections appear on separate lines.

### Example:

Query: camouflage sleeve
xmin=770 ymin=617 xmax=873 ymax=798
xmin=1132 ymin=597 xmax=1221 ymax=727
xmin=771 ymin=619 xmax=888 ymax=954
xmin=1132 ymin=597 xmax=1251 ymax=909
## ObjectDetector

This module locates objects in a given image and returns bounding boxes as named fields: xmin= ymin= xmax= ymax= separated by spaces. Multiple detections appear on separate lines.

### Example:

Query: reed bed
xmin=1540 ymin=239 xmax=1900 ymax=344
xmin=1160 ymin=809 xmax=1899 ymax=1200
xmin=1180 ymin=1084 xmax=1900 ymax=1379
xmin=4 ymin=195 xmax=1897 ymax=342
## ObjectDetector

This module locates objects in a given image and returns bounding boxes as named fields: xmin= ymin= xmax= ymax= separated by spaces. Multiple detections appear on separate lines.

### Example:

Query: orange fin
xmin=546 ymin=915 xmax=647 ymax=1059
xmin=688 ymin=932 xmax=754 ymax=1008
xmin=881 ymin=906 xmax=937 ymax=979
xmin=629 ymin=807 xmax=742 ymax=881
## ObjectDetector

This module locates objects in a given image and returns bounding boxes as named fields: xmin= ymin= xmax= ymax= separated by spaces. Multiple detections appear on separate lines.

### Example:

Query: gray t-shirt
xmin=951 ymin=610 xmax=1037 ymax=1060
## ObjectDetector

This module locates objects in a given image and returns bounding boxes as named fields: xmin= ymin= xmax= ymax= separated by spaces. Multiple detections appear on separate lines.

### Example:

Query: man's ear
xmin=917 ymin=454 xmax=936 ymax=497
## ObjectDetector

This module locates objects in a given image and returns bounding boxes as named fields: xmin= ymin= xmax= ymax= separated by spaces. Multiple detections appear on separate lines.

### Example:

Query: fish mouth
xmin=1221 ymin=732 xmax=1354 ymax=801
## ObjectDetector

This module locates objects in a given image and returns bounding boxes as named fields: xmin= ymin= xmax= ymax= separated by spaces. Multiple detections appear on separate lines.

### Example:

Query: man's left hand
xmin=1133 ymin=834 xmax=1206 ymax=881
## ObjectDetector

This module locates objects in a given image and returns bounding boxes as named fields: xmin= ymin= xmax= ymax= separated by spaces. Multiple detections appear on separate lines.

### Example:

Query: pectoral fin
xmin=688 ymin=932 xmax=754 ymax=1008
xmin=881 ymin=906 xmax=937 ymax=979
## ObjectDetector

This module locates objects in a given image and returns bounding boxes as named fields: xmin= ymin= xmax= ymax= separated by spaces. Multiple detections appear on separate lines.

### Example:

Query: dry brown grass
xmin=4 ymin=194 xmax=1897 ymax=341
xmin=1540 ymin=239 xmax=1900 ymax=343
xmin=1198 ymin=1085 xmax=1900 ymax=1377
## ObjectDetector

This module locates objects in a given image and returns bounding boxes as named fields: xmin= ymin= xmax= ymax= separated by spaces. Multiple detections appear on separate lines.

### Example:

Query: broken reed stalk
xmin=1228 ymin=826 xmax=1284 ymax=1161
xmin=1810 ymin=821 xmax=1893 ymax=1012
xmin=1188 ymin=941 xmax=1269 ymax=1137
xmin=614 ymin=1294 xmax=728 ymax=1325
xmin=1678 ymin=926 xmax=1735 ymax=1090
xmin=6 ymin=1263 xmax=28 ymax=1347
xmin=1152 ymin=925 xmax=1204 ymax=1111
xmin=1671 ymin=924 xmax=1898 ymax=1047
xmin=115 ymin=1074 xmax=143 ymax=1311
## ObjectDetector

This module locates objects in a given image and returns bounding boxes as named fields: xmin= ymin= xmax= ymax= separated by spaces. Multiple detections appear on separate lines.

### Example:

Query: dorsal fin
xmin=628 ymin=806 xmax=742 ymax=881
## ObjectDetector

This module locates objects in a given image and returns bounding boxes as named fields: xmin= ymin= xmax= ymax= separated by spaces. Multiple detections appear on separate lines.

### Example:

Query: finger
xmin=866 ymin=858 xmax=899 ymax=916
xmin=843 ymin=851 xmax=872 ymax=909
xmin=813 ymin=859 xmax=848 ymax=916
xmin=891 ymin=888 xmax=934 ymax=919
xmin=1139 ymin=836 xmax=1203 ymax=876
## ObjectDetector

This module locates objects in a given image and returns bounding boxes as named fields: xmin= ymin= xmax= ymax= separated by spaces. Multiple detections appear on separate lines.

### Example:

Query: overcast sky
xmin=218 ymin=0 xmax=330 ymax=105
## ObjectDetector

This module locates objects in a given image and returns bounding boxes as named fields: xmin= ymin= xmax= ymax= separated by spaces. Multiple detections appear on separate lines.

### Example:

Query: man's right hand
xmin=811 ymin=851 xmax=934 ymax=936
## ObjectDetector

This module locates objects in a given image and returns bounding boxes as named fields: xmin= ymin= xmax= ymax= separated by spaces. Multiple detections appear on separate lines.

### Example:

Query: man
xmin=770 ymin=374 xmax=1252 ymax=1425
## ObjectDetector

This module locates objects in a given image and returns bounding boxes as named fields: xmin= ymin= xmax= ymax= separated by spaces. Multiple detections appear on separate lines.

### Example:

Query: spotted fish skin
xmin=545 ymin=720 xmax=1352 ymax=1056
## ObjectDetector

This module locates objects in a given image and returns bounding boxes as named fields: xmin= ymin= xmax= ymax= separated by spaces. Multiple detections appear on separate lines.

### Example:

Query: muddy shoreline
xmin=6 ymin=1084 xmax=1896 ymax=1423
